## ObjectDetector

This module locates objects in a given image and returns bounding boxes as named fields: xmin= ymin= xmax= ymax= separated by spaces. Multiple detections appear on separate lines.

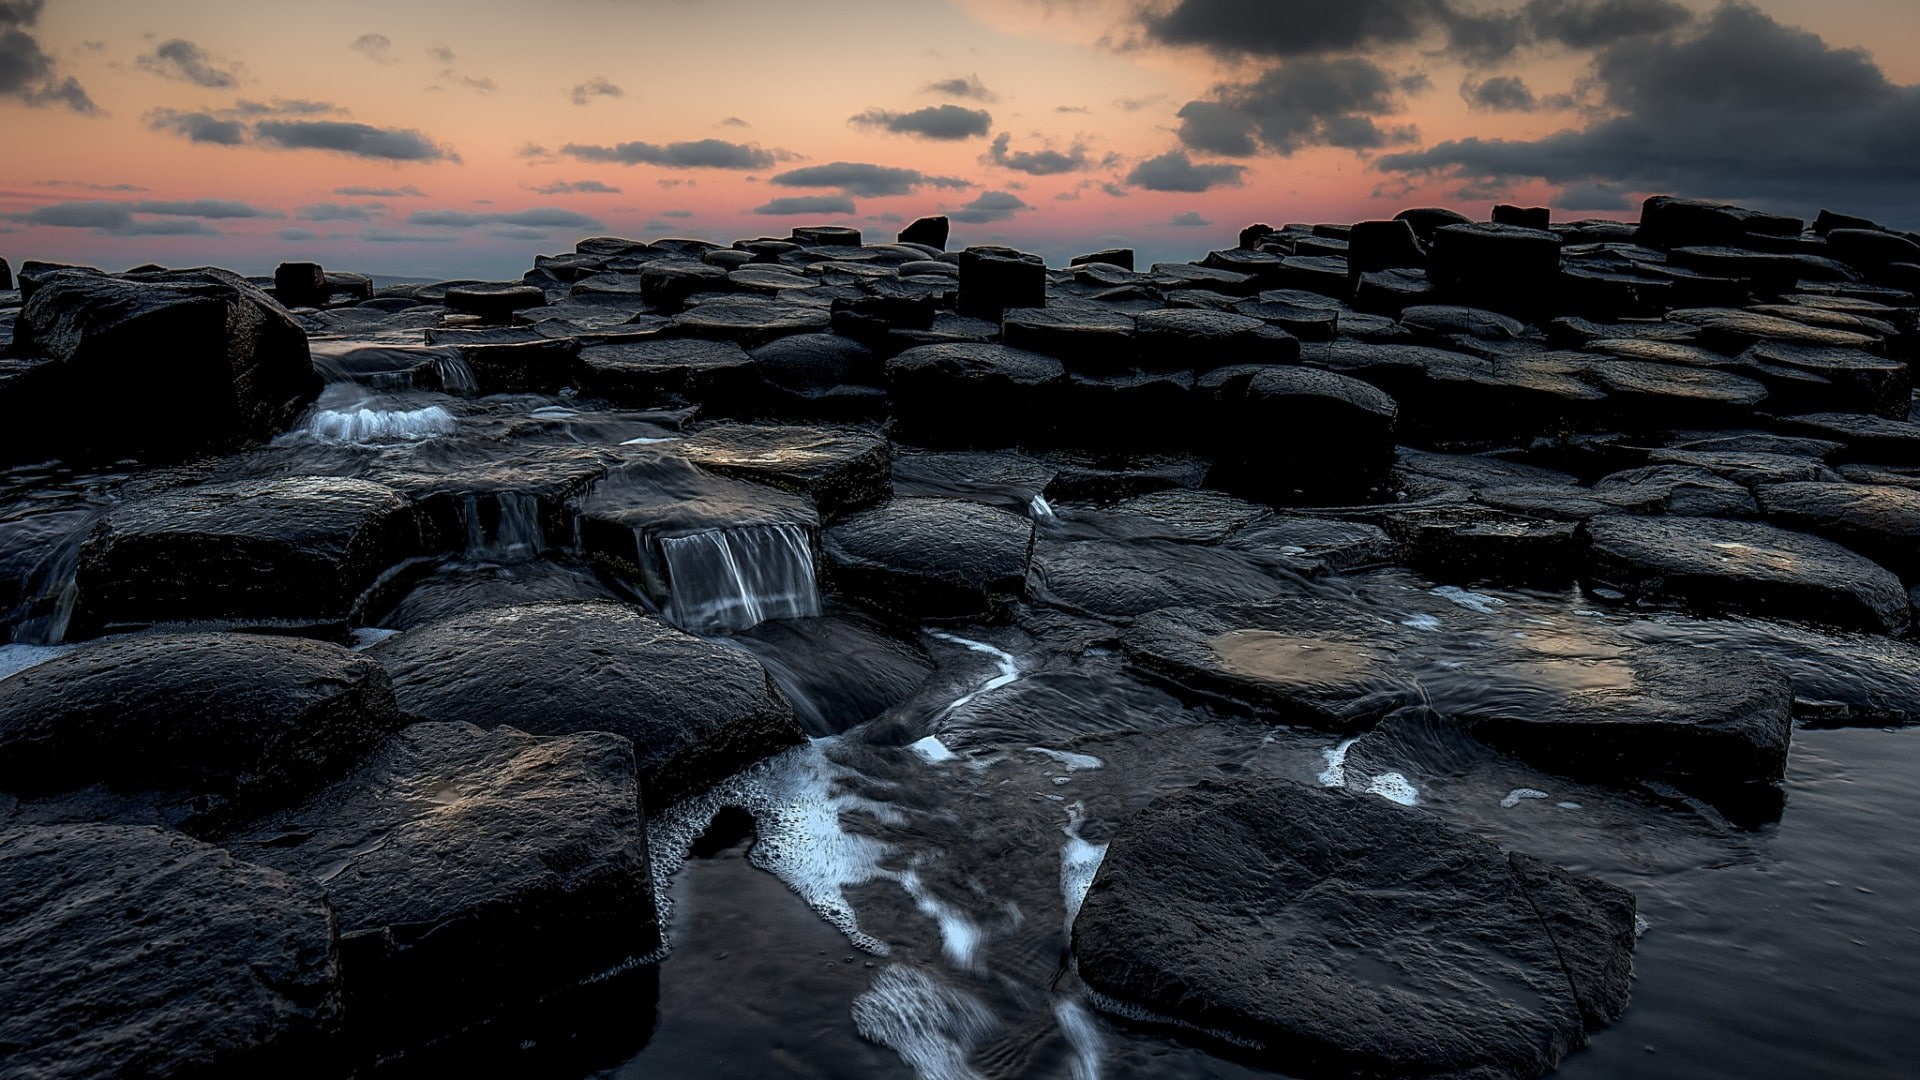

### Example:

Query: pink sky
xmin=3 ymin=0 xmax=1917 ymax=278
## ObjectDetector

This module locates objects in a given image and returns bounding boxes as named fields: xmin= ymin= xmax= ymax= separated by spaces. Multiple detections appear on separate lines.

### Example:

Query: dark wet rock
xmin=639 ymin=260 xmax=731 ymax=312
xmin=671 ymin=295 xmax=831 ymax=346
xmin=1667 ymin=247 xmax=1803 ymax=295
xmin=1737 ymin=341 xmax=1909 ymax=417
xmin=1428 ymin=223 xmax=1563 ymax=317
xmin=1029 ymin=540 xmax=1287 ymax=619
xmin=829 ymin=286 xmax=939 ymax=339
xmin=1076 ymin=779 xmax=1634 ymax=1080
xmin=1494 ymin=204 xmax=1552 ymax=230
xmin=750 ymin=332 xmax=880 ymax=395
xmin=1232 ymin=295 xmax=1339 ymax=340
xmin=1210 ymin=366 xmax=1397 ymax=502
xmin=1638 ymin=195 xmax=1801 ymax=250
xmin=1450 ymin=639 xmax=1795 ymax=798
xmin=1346 ymin=218 xmax=1426 ymax=276
xmin=0 ymin=256 xmax=10 ymax=292
xmin=1644 ymin=447 xmax=1843 ymax=487
xmin=1591 ymin=465 xmax=1759 ymax=517
xmin=1201 ymin=248 xmax=1284 ymax=282
xmin=1383 ymin=505 xmax=1582 ymax=584
xmin=0 ymin=632 xmax=406 ymax=829
xmin=792 ymin=225 xmax=861 ymax=247
xmin=1393 ymin=206 xmax=1474 ymax=243
xmin=1756 ymin=482 xmax=1920 ymax=578
xmin=369 ymin=603 xmax=801 ymax=808
xmin=1351 ymin=268 xmax=1435 ymax=314
xmin=1225 ymin=516 xmax=1394 ymax=577
xmin=455 ymin=338 xmax=581 ymax=395
xmin=229 ymin=721 xmax=655 ymax=1043
xmin=1266 ymin=255 xmax=1349 ymax=297
xmin=580 ymin=338 xmax=759 ymax=409
xmin=1394 ymin=450 xmax=1577 ymax=494
xmin=1584 ymin=358 xmax=1769 ymax=425
xmin=566 ymin=273 xmax=649 ymax=299
xmin=72 ymin=477 xmax=417 ymax=637
xmin=681 ymin=423 xmax=890 ymax=518
xmin=0 ymin=823 xmax=341 ymax=1080
xmin=823 ymin=497 xmax=1034 ymax=622
xmin=726 ymin=266 xmax=814 ymax=296
xmin=1824 ymin=228 xmax=1920 ymax=270
xmin=957 ymin=246 xmax=1045 ymax=318
xmin=1672 ymin=308 xmax=1882 ymax=355
xmin=375 ymin=558 xmax=622 ymax=630
xmin=445 ymin=283 xmax=546 ymax=321
xmin=1041 ymin=457 xmax=1208 ymax=504
xmin=1102 ymin=488 xmax=1270 ymax=543
xmin=274 ymin=261 xmax=329 ymax=306
xmin=890 ymin=448 xmax=1055 ymax=510
xmin=371 ymin=442 xmax=624 ymax=555
xmin=1134 ymin=308 xmax=1299 ymax=371
xmin=5 ymin=268 xmax=318 ymax=462
xmin=897 ymin=216 xmax=949 ymax=250
xmin=1125 ymin=600 xmax=1421 ymax=728
xmin=1584 ymin=514 xmax=1909 ymax=633
xmin=1058 ymin=369 xmax=1198 ymax=448
xmin=1671 ymin=431 xmax=1844 ymax=459
xmin=733 ymin=614 xmax=933 ymax=738
xmin=1000 ymin=304 xmax=1137 ymax=372
xmin=1399 ymin=304 xmax=1526 ymax=342
xmin=885 ymin=342 xmax=1065 ymax=448
xmin=1071 ymin=248 xmax=1135 ymax=270
xmin=1153 ymin=261 xmax=1262 ymax=296
xmin=1778 ymin=412 xmax=1920 ymax=463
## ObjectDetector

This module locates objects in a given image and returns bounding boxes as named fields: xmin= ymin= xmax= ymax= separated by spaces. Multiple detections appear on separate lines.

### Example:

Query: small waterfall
xmin=462 ymin=492 xmax=544 ymax=562
xmin=306 ymin=403 xmax=456 ymax=443
xmin=8 ymin=516 xmax=94 ymax=646
xmin=659 ymin=524 xmax=820 ymax=635
xmin=432 ymin=353 xmax=478 ymax=395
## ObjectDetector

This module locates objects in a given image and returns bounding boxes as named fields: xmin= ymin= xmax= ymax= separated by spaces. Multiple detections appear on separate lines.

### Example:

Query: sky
xmin=2 ymin=0 xmax=1917 ymax=279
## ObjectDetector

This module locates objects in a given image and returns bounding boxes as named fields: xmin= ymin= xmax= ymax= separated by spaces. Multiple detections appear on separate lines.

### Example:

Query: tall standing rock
xmin=4 ymin=267 xmax=318 ymax=462
xmin=957 ymin=246 xmax=1046 ymax=318
xmin=897 ymin=215 xmax=950 ymax=250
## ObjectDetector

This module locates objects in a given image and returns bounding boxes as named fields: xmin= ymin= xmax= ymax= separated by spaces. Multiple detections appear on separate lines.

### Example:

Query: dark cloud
xmin=254 ymin=120 xmax=456 ymax=161
xmin=232 ymin=98 xmax=337 ymax=116
xmin=1140 ymin=0 xmax=1694 ymax=64
xmin=488 ymin=225 xmax=552 ymax=241
xmin=660 ymin=209 xmax=695 ymax=219
xmin=1377 ymin=3 xmax=1920 ymax=226
xmin=529 ymin=179 xmax=621 ymax=195
xmin=1168 ymin=210 xmax=1213 ymax=227
xmin=0 ymin=0 xmax=97 ymax=112
xmin=720 ymin=116 xmax=749 ymax=127
xmin=753 ymin=195 xmax=857 ymax=215
xmin=769 ymin=161 xmax=970 ymax=197
xmin=850 ymin=104 xmax=993 ymax=140
xmin=132 ymin=199 xmax=281 ymax=219
xmin=335 ymin=184 xmax=424 ymax=197
xmin=569 ymin=76 xmax=622 ymax=105
xmin=925 ymin=74 xmax=996 ymax=102
xmin=1177 ymin=59 xmax=1422 ymax=157
xmin=409 ymin=207 xmax=602 ymax=230
xmin=1461 ymin=74 xmax=1537 ymax=111
xmin=35 ymin=179 xmax=148 ymax=192
xmin=985 ymin=132 xmax=1091 ymax=175
xmin=1056 ymin=105 xmax=1090 ymax=114
xmin=6 ymin=198 xmax=240 ymax=236
xmin=1125 ymin=150 xmax=1246 ymax=192
xmin=145 ymin=108 xmax=247 ymax=144
xmin=137 ymin=39 xmax=241 ymax=88
xmin=299 ymin=202 xmax=382 ymax=222
xmin=277 ymin=227 xmax=320 ymax=242
xmin=351 ymin=33 xmax=395 ymax=63
xmin=562 ymin=138 xmax=778 ymax=169
xmin=948 ymin=190 xmax=1029 ymax=224
xmin=362 ymin=229 xmax=457 ymax=243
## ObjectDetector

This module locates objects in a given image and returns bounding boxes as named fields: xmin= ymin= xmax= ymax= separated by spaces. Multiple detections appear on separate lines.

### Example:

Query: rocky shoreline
xmin=2 ymin=195 xmax=1918 ymax=1078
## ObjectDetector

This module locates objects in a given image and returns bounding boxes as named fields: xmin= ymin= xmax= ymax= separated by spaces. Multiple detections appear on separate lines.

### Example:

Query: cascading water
xmin=658 ymin=524 xmax=821 ymax=635
xmin=432 ymin=353 xmax=478 ymax=396
xmin=462 ymin=492 xmax=544 ymax=562
xmin=305 ymin=403 xmax=457 ymax=443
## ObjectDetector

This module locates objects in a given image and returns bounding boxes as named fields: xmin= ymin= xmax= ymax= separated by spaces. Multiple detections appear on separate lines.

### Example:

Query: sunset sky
xmin=3 ymin=0 xmax=1917 ymax=279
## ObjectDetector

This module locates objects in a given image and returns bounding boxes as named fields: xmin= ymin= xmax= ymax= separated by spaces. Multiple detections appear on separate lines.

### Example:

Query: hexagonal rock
xmin=884 ymin=342 xmax=1065 ymax=448
xmin=1124 ymin=600 xmax=1424 ymax=729
xmin=229 ymin=722 xmax=655 ymax=1044
xmin=1757 ymin=481 xmax=1920 ymax=578
xmin=579 ymin=338 xmax=761 ymax=410
xmin=1583 ymin=514 xmax=1909 ymax=634
xmin=680 ymin=423 xmax=891 ymax=518
xmin=1133 ymin=308 xmax=1299 ymax=371
xmin=1074 ymin=780 xmax=1635 ymax=1080
xmin=0 ymin=632 xmax=408 ymax=829
xmin=667 ymin=295 xmax=831 ymax=347
xmin=823 ymin=497 xmax=1034 ymax=622
xmin=956 ymin=245 xmax=1045 ymax=317
xmin=0 ymin=823 xmax=342 ymax=1080
xmin=5 ymin=268 xmax=318 ymax=462
xmin=71 ymin=476 xmax=417 ymax=637
xmin=999 ymin=304 xmax=1137 ymax=373
xmin=444 ymin=283 xmax=546 ymax=321
xmin=1210 ymin=366 xmax=1399 ymax=502
xmin=1427 ymin=222 xmax=1563 ymax=317
xmin=368 ymin=602 xmax=802 ymax=809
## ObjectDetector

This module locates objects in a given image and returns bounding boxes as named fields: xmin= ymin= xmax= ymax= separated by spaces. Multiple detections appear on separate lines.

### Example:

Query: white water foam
xmin=1402 ymin=613 xmax=1442 ymax=631
xmin=432 ymin=353 xmax=478 ymax=395
xmin=660 ymin=524 xmax=821 ymax=635
xmin=926 ymin=631 xmax=1022 ymax=720
xmin=1029 ymin=747 xmax=1104 ymax=771
xmin=900 ymin=864 xmax=986 ymax=973
xmin=1501 ymin=788 xmax=1551 ymax=809
xmin=306 ymin=404 xmax=457 ymax=443
xmin=911 ymin=736 xmax=959 ymax=764
xmin=1029 ymin=494 xmax=1056 ymax=520
xmin=851 ymin=965 xmax=997 ymax=1080
xmin=1318 ymin=737 xmax=1361 ymax=787
xmin=1060 ymin=803 xmax=1108 ymax=934
xmin=648 ymin=739 xmax=896 ymax=954
xmin=1432 ymin=585 xmax=1507 ymax=614
xmin=1363 ymin=772 xmax=1419 ymax=806
xmin=1052 ymin=997 xmax=1108 ymax=1080
xmin=350 ymin=627 xmax=401 ymax=651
